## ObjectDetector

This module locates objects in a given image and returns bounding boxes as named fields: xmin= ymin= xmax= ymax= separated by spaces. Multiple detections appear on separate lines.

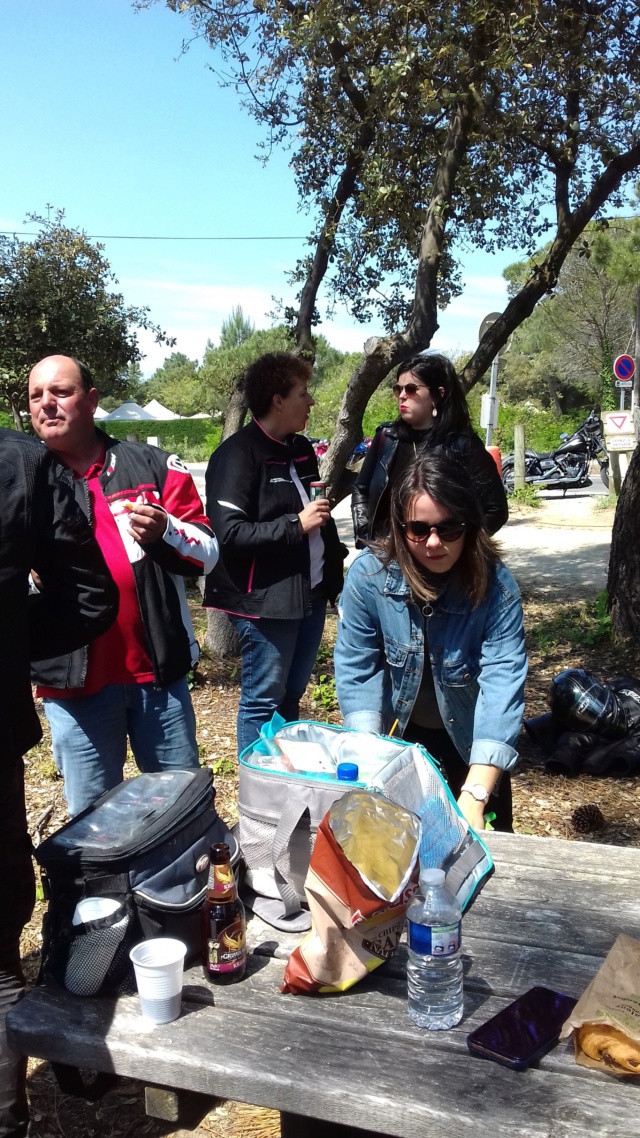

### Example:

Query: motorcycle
xmin=501 ymin=410 xmax=610 ymax=494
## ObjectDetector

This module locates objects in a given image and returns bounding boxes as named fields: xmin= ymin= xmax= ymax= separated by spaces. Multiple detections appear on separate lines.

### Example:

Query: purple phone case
xmin=466 ymin=986 xmax=577 ymax=1070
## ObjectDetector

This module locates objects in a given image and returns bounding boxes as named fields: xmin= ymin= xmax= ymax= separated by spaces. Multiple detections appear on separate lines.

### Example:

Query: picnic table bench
xmin=8 ymin=831 xmax=640 ymax=1138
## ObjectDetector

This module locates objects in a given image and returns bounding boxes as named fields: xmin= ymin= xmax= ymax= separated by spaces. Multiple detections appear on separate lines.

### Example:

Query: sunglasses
xmin=392 ymin=382 xmax=428 ymax=397
xmin=400 ymin=519 xmax=466 ymax=543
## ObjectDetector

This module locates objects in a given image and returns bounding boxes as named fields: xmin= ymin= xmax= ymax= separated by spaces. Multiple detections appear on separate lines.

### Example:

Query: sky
xmin=2 ymin=0 xmax=519 ymax=377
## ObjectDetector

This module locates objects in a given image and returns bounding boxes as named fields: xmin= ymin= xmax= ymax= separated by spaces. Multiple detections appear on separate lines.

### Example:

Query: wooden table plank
xmin=8 ymin=832 xmax=640 ymax=1138
xmin=8 ymin=976 xmax=640 ymax=1138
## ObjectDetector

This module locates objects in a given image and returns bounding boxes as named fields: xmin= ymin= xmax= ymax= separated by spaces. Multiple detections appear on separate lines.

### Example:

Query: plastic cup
xmin=129 ymin=938 xmax=187 ymax=1025
xmin=72 ymin=897 xmax=121 ymax=925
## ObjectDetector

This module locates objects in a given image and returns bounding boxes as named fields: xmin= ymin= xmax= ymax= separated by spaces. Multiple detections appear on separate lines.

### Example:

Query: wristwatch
xmin=460 ymin=783 xmax=491 ymax=804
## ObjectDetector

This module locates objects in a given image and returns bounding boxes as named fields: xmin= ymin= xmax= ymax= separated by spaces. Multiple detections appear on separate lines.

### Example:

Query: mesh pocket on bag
xmin=63 ymin=903 xmax=133 ymax=997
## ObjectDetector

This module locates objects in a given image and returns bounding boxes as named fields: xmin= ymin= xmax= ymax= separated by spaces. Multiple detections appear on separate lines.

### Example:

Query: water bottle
xmin=406 ymin=867 xmax=463 ymax=1029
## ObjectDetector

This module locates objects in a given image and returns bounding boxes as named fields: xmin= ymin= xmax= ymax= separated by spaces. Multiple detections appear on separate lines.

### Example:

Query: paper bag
xmin=560 ymin=932 xmax=640 ymax=1075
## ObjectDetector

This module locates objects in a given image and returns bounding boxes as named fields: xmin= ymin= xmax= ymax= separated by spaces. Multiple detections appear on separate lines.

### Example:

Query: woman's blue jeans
xmin=229 ymin=595 xmax=327 ymax=755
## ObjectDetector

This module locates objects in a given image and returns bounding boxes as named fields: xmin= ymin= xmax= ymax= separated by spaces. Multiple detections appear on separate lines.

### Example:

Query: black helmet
xmin=549 ymin=669 xmax=624 ymax=737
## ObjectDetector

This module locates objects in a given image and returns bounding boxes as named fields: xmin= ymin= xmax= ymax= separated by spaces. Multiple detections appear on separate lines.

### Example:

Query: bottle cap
xmin=420 ymin=868 xmax=446 ymax=886
xmin=337 ymin=762 xmax=359 ymax=781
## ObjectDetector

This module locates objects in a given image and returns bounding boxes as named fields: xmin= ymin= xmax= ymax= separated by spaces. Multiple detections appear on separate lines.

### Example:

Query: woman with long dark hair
xmin=351 ymin=353 xmax=507 ymax=547
xmin=336 ymin=451 xmax=526 ymax=832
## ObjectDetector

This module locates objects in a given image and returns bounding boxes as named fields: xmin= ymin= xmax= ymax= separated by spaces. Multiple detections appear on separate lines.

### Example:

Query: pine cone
xmin=571 ymin=804 xmax=606 ymax=833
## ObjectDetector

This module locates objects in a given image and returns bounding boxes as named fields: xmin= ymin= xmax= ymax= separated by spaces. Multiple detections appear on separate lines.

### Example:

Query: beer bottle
xmin=201 ymin=842 xmax=247 ymax=984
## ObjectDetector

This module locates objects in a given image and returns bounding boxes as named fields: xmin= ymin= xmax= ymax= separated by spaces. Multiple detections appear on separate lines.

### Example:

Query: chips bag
xmin=281 ymin=790 xmax=420 ymax=995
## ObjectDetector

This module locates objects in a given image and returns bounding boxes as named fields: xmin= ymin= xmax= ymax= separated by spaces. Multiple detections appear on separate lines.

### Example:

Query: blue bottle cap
xmin=337 ymin=762 xmax=359 ymax=781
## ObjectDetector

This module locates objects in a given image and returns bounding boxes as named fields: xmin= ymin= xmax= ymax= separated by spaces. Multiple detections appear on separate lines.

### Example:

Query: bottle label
xmin=207 ymin=861 xmax=235 ymax=899
xmin=407 ymin=919 xmax=461 ymax=957
xmin=207 ymin=917 xmax=247 ymax=973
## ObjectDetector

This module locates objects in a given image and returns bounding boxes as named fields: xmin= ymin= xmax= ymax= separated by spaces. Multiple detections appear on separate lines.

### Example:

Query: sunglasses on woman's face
xmin=400 ymin=519 xmax=466 ymax=543
xmin=392 ymin=382 xmax=427 ymax=397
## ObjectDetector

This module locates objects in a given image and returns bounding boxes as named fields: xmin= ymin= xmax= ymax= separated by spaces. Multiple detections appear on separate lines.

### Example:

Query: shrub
xmin=101 ymin=419 xmax=221 ymax=460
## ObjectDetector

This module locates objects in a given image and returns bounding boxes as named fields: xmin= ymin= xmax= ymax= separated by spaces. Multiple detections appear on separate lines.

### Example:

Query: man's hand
xmin=298 ymin=499 xmax=330 ymax=533
xmin=127 ymin=503 xmax=168 ymax=545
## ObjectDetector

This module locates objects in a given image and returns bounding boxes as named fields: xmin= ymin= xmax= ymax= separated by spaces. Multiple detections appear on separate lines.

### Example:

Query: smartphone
xmin=466 ymin=986 xmax=577 ymax=1070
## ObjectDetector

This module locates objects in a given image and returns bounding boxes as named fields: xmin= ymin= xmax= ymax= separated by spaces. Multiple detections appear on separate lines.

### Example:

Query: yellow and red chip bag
xmin=281 ymin=790 xmax=420 ymax=995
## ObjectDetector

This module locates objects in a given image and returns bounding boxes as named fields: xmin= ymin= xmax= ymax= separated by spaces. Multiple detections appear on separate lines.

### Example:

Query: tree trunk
xmin=10 ymin=397 xmax=24 ymax=431
xmin=607 ymin=444 xmax=640 ymax=637
xmin=321 ymin=95 xmax=475 ymax=499
xmin=546 ymin=374 xmax=563 ymax=415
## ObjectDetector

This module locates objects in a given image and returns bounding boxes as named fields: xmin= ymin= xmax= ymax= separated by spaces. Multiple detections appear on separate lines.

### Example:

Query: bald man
xmin=29 ymin=355 xmax=219 ymax=816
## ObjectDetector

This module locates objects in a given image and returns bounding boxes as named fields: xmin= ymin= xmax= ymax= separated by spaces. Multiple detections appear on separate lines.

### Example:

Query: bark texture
xmin=608 ymin=444 xmax=640 ymax=637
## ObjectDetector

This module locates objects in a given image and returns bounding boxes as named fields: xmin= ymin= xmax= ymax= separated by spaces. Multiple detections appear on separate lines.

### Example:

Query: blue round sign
xmin=613 ymin=354 xmax=635 ymax=380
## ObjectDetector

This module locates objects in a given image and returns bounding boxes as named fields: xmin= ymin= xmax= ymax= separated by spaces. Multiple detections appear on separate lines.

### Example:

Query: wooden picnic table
xmin=8 ymin=831 xmax=640 ymax=1137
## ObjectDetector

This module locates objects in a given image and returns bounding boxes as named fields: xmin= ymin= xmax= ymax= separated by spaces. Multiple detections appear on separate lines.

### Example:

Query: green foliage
xmin=219 ymin=306 xmax=255 ymax=350
xmin=145 ymin=352 xmax=203 ymax=416
xmin=310 ymin=674 xmax=338 ymax=713
xmin=502 ymin=218 xmax=639 ymax=409
xmin=200 ymin=325 xmax=295 ymax=413
xmin=510 ymin=485 xmax=542 ymax=508
xmin=527 ymin=594 xmax=614 ymax=656
xmin=102 ymin=417 xmax=221 ymax=459
xmin=211 ymin=756 xmax=236 ymax=778
xmin=493 ymin=405 xmax=586 ymax=454
xmin=0 ymin=210 xmax=171 ymax=422
xmin=0 ymin=412 xmax=14 ymax=430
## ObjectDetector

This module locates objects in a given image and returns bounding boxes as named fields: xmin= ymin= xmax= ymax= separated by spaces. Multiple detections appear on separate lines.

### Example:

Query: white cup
xmin=129 ymin=938 xmax=187 ymax=1025
xmin=72 ymin=897 xmax=122 ymax=925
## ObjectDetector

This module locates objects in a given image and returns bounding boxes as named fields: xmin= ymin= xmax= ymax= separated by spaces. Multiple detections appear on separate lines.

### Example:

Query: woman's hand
xmin=456 ymin=793 xmax=486 ymax=833
xmin=298 ymin=499 xmax=331 ymax=533
xmin=457 ymin=764 xmax=500 ymax=832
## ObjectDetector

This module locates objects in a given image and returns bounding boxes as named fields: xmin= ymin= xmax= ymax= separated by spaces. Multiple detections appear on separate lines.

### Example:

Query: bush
xmin=493 ymin=404 xmax=587 ymax=454
xmin=102 ymin=419 xmax=221 ymax=460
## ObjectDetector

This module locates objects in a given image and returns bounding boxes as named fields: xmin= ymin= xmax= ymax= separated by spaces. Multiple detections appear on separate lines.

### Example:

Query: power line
xmin=0 ymin=230 xmax=307 ymax=242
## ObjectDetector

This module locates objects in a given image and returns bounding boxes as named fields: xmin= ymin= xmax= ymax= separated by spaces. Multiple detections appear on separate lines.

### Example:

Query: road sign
xmin=604 ymin=411 xmax=633 ymax=435
xmin=478 ymin=312 xmax=512 ymax=356
xmin=607 ymin=436 xmax=636 ymax=450
xmin=615 ymin=379 xmax=633 ymax=388
xmin=613 ymin=354 xmax=635 ymax=381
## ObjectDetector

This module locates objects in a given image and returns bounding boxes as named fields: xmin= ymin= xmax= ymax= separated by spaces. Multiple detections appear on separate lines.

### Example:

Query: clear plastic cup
xmin=129 ymin=938 xmax=187 ymax=1025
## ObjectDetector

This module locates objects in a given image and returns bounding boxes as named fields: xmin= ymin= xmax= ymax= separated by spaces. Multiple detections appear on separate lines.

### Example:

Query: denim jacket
xmin=334 ymin=551 xmax=527 ymax=771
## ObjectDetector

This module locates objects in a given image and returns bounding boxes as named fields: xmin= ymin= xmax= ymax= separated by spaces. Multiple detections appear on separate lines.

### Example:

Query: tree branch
xmin=462 ymin=140 xmax=640 ymax=389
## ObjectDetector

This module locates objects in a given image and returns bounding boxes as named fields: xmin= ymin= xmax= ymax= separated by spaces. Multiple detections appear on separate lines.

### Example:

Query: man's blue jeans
xmin=43 ymin=677 xmax=200 ymax=816
xmin=229 ymin=595 xmax=327 ymax=755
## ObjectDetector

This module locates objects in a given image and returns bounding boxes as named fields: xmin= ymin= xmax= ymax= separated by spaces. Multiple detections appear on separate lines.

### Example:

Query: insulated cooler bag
xmin=36 ymin=768 xmax=238 ymax=997
xmin=238 ymin=719 xmax=493 ymax=930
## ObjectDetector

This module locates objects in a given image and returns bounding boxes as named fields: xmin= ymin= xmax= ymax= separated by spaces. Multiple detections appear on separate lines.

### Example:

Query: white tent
xmin=102 ymin=400 xmax=154 ymax=422
xmin=144 ymin=399 xmax=179 ymax=420
xmin=93 ymin=405 xmax=109 ymax=420
xmin=188 ymin=412 xmax=210 ymax=419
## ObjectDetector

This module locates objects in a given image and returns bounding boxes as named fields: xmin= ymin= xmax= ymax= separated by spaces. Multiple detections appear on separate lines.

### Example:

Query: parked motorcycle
xmin=501 ymin=410 xmax=609 ymax=494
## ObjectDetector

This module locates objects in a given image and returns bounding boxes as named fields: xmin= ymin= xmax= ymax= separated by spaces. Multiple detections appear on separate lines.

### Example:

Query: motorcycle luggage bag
xmin=36 ymin=768 xmax=238 ymax=997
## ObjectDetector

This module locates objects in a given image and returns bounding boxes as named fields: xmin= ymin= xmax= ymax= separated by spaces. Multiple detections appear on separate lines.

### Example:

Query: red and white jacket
xmin=32 ymin=433 xmax=218 ymax=691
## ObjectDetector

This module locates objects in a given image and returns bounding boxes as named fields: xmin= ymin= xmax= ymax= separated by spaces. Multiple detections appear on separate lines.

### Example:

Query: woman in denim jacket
xmin=335 ymin=452 xmax=527 ymax=831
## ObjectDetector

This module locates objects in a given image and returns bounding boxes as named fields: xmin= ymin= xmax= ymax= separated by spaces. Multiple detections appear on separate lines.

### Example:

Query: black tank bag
xmin=35 ymin=768 xmax=238 ymax=997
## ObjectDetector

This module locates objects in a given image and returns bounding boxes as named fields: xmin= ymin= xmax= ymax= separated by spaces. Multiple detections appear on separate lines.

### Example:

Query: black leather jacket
xmin=204 ymin=419 xmax=346 ymax=619
xmin=0 ymin=430 xmax=117 ymax=758
xmin=351 ymin=421 xmax=508 ymax=547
